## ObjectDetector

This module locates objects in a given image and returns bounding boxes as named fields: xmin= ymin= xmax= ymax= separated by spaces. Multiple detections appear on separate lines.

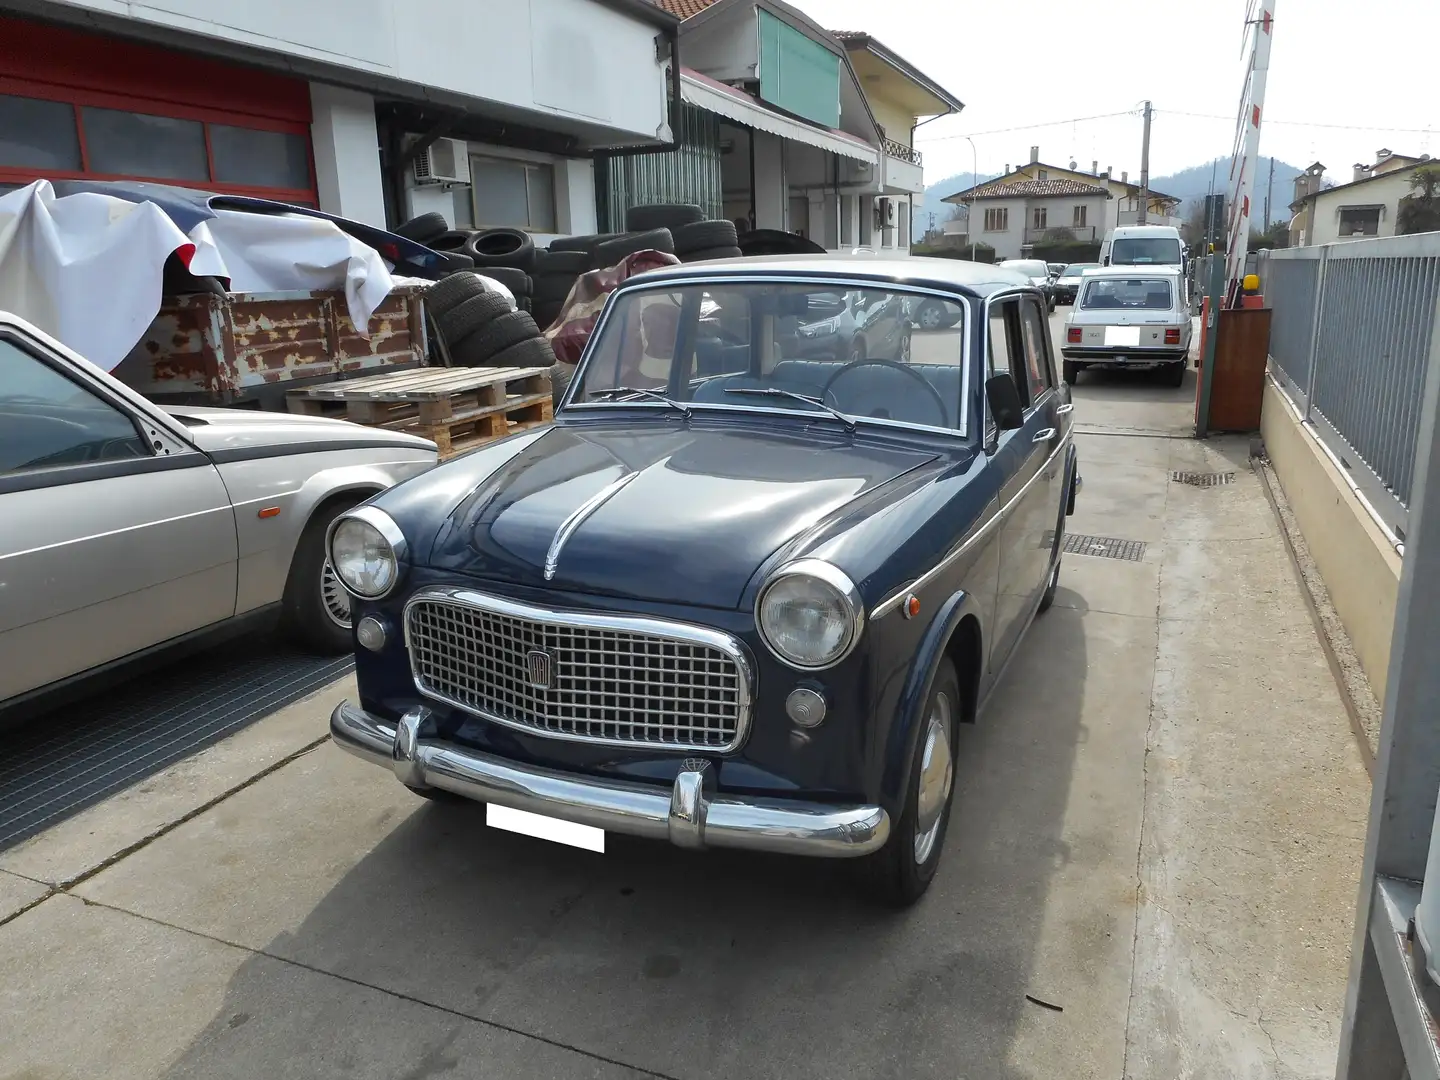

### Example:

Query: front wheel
xmin=861 ymin=659 xmax=960 ymax=907
xmin=282 ymin=499 xmax=361 ymax=654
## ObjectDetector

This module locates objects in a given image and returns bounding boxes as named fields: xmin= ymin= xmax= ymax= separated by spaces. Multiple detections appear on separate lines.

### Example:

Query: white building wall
xmin=975 ymin=196 xmax=1027 ymax=259
xmin=48 ymin=0 xmax=670 ymax=143
xmin=309 ymin=83 xmax=387 ymax=227
xmin=753 ymin=132 xmax=788 ymax=231
xmin=1308 ymin=172 xmax=1413 ymax=245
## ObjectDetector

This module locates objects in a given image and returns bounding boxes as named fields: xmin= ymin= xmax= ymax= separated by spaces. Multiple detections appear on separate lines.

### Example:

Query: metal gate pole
xmin=1195 ymin=255 xmax=1225 ymax=438
xmin=1336 ymin=304 xmax=1440 ymax=1079
xmin=1304 ymin=246 xmax=1329 ymax=419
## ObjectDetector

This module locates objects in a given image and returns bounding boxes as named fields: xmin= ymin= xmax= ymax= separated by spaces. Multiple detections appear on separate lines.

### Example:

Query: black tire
xmin=474 ymin=266 xmax=532 ymax=296
xmin=671 ymin=219 xmax=738 ymax=253
xmin=860 ymin=658 xmax=960 ymax=907
xmin=464 ymin=227 xmax=536 ymax=269
xmin=532 ymin=249 xmax=590 ymax=275
xmin=427 ymin=229 xmax=473 ymax=253
xmin=482 ymin=334 xmax=557 ymax=371
xmin=425 ymin=271 xmax=488 ymax=318
xmin=548 ymin=232 xmax=622 ymax=254
xmin=533 ymin=300 xmax=566 ymax=331
xmin=625 ymin=203 xmax=704 ymax=232
xmin=393 ymin=212 xmax=449 ymax=244
xmin=593 ymin=228 xmax=674 ymax=268
xmin=738 ymin=229 xmax=826 ymax=256
xmin=1063 ymin=359 xmax=1080 ymax=385
xmin=532 ymin=272 xmax=579 ymax=304
xmin=430 ymin=250 xmax=475 ymax=274
xmin=549 ymin=361 xmax=574 ymax=404
xmin=1165 ymin=360 xmax=1186 ymax=387
xmin=680 ymin=245 xmax=744 ymax=263
xmin=453 ymin=310 xmax=542 ymax=365
xmin=281 ymin=498 xmax=363 ymax=655
xmin=1038 ymin=558 xmax=1061 ymax=614
xmin=437 ymin=290 xmax=513 ymax=345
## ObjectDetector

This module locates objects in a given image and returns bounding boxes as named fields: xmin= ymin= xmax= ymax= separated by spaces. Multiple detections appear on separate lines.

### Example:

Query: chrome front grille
xmin=405 ymin=590 xmax=751 ymax=752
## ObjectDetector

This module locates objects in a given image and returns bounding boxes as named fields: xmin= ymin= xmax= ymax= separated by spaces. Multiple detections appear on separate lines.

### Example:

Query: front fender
xmin=880 ymin=587 xmax=983 ymax=812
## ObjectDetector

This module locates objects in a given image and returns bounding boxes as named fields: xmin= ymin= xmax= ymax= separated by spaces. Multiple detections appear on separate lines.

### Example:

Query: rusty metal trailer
xmin=110 ymin=285 xmax=429 ymax=410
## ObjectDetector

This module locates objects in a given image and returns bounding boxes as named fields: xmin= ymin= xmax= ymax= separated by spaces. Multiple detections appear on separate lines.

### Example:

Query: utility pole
xmin=1264 ymin=155 xmax=1275 ymax=231
xmin=1137 ymin=99 xmax=1152 ymax=225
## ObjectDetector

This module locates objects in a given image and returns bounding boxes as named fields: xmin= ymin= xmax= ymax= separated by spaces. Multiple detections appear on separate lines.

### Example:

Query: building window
xmin=1073 ymin=204 xmax=1088 ymax=227
xmin=1038 ymin=169 xmax=1048 ymax=180
xmin=0 ymin=92 xmax=314 ymax=202
xmin=1031 ymin=206 xmax=1047 ymax=230
xmin=984 ymin=207 xmax=1009 ymax=232
xmin=1338 ymin=206 xmax=1382 ymax=237
xmin=469 ymin=154 xmax=557 ymax=232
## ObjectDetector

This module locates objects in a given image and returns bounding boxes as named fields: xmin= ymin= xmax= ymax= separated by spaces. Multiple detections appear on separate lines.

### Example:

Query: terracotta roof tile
xmin=957 ymin=177 xmax=1110 ymax=200
xmin=653 ymin=0 xmax=721 ymax=17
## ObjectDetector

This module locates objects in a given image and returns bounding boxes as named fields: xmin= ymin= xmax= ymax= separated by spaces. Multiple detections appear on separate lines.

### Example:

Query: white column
xmin=556 ymin=159 xmax=597 ymax=236
xmin=752 ymin=132 xmax=787 ymax=231
xmin=859 ymin=195 xmax=874 ymax=245
xmin=842 ymin=195 xmax=860 ymax=247
xmin=309 ymin=83 xmax=386 ymax=227
xmin=821 ymin=193 xmax=840 ymax=249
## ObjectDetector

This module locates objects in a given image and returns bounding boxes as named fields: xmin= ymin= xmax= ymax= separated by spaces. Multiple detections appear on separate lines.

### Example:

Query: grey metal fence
xmin=1260 ymin=234 xmax=1440 ymax=542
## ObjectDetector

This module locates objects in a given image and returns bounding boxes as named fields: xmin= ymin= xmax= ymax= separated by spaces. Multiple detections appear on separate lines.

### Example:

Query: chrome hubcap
xmin=320 ymin=559 xmax=352 ymax=629
xmin=913 ymin=693 xmax=954 ymax=864
xmin=919 ymin=306 xmax=940 ymax=329
xmin=900 ymin=333 xmax=912 ymax=362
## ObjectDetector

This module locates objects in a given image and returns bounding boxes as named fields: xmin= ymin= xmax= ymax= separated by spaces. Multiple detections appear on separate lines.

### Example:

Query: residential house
xmin=0 ymin=1 xmax=677 ymax=239
xmin=1288 ymin=150 xmax=1435 ymax=246
xmin=941 ymin=148 xmax=1183 ymax=255
xmin=605 ymin=0 xmax=962 ymax=253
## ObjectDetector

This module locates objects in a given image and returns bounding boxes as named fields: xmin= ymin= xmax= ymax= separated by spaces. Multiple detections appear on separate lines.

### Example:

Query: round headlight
xmin=329 ymin=509 xmax=404 ymax=599
xmin=756 ymin=560 xmax=863 ymax=670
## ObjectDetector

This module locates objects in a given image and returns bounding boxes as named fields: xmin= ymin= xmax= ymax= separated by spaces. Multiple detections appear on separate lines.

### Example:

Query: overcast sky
xmin=791 ymin=0 xmax=1439 ymax=189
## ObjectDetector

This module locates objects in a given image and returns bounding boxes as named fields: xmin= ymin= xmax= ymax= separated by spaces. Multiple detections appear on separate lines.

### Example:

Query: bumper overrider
xmin=331 ymin=701 xmax=891 ymax=858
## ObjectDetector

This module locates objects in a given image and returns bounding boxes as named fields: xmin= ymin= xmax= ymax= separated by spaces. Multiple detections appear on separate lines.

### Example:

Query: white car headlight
xmin=328 ymin=507 xmax=406 ymax=599
xmin=756 ymin=560 xmax=863 ymax=670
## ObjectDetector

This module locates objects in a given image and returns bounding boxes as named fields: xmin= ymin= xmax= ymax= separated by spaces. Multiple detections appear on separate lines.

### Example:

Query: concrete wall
xmin=309 ymin=83 xmax=386 ymax=226
xmin=45 ymin=0 xmax=670 ymax=143
xmin=681 ymin=2 xmax=758 ymax=84
xmin=1261 ymin=376 xmax=1402 ymax=703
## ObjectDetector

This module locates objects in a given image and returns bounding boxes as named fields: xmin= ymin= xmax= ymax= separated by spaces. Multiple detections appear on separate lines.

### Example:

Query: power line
xmin=1156 ymin=108 xmax=1436 ymax=135
xmin=917 ymin=110 xmax=1138 ymax=144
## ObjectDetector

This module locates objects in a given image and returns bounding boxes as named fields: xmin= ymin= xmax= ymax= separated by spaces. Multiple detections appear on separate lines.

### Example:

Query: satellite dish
xmin=1070 ymin=160 xmax=1077 ymax=169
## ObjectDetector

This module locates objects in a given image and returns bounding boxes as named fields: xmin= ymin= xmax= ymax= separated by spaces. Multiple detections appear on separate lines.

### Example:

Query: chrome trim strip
xmin=543 ymin=471 xmax=639 ymax=581
xmin=331 ymin=699 xmax=890 ymax=858
xmin=869 ymin=433 xmax=1071 ymax=621
xmin=401 ymin=586 xmax=755 ymax=754
xmin=754 ymin=558 xmax=865 ymax=671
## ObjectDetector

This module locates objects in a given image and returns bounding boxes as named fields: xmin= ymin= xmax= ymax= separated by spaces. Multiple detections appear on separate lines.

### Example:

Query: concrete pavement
xmin=0 ymin=324 xmax=1370 ymax=1079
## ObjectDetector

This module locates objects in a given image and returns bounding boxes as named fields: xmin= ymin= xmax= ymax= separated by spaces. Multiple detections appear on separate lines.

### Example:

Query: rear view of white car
xmin=1061 ymin=267 xmax=1192 ymax=386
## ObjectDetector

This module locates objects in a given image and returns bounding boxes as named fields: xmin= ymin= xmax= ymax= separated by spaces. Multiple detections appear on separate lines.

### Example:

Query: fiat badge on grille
xmin=526 ymin=649 xmax=554 ymax=690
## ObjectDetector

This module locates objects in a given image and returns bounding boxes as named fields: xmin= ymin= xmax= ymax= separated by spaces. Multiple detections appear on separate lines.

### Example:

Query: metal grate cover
xmin=0 ymin=642 xmax=351 ymax=852
xmin=1171 ymin=471 xmax=1236 ymax=486
xmin=1064 ymin=534 xmax=1148 ymax=562
xmin=407 ymin=594 xmax=748 ymax=751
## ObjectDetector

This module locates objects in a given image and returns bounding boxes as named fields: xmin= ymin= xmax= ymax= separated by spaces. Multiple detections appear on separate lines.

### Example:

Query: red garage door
xmin=0 ymin=16 xmax=317 ymax=205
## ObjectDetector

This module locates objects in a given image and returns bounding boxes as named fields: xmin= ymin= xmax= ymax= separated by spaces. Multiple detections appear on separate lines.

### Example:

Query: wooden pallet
xmin=287 ymin=366 xmax=553 ymax=458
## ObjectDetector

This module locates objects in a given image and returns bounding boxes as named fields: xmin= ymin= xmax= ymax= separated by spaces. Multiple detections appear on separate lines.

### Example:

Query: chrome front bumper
xmin=330 ymin=700 xmax=890 ymax=858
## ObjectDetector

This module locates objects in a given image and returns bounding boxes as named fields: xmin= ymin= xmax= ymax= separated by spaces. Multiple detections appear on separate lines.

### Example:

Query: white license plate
xmin=1104 ymin=326 xmax=1141 ymax=347
xmin=486 ymin=803 xmax=605 ymax=852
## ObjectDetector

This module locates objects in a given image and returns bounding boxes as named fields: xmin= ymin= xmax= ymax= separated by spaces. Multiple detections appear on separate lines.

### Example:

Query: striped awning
xmin=679 ymin=71 xmax=878 ymax=165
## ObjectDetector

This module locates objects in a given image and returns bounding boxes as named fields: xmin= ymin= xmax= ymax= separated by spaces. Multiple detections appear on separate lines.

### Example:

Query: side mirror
xmin=985 ymin=373 xmax=1025 ymax=431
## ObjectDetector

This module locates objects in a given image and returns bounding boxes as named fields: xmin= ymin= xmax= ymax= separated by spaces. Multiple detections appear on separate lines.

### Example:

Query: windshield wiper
xmin=723 ymin=386 xmax=856 ymax=433
xmin=589 ymin=386 xmax=691 ymax=419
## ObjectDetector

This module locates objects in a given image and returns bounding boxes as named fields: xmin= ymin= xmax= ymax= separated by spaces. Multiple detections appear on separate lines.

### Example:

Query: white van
xmin=1100 ymin=225 xmax=1185 ymax=269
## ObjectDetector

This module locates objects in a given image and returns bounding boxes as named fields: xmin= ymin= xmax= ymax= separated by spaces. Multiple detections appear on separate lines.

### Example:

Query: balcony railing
xmin=1023 ymin=225 xmax=1097 ymax=244
xmin=881 ymin=138 xmax=921 ymax=166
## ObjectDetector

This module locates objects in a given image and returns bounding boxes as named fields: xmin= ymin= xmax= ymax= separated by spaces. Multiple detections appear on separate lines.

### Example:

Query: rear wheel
xmin=1063 ymin=359 xmax=1080 ymax=384
xmin=1165 ymin=360 xmax=1187 ymax=387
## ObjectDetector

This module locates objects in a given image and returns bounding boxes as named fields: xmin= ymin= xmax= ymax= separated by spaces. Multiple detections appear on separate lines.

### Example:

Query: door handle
xmin=1055 ymin=403 xmax=1074 ymax=415
xmin=1033 ymin=428 xmax=1057 ymax=443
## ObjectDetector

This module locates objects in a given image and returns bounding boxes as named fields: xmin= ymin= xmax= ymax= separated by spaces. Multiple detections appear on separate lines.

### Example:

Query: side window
xmin=987 ymin=299 xmax=1029 ymax=405
xmin=0 ymin=338 xmax=150 ymax=474
xmin=1019 ymin=299 xmax=1054 ymax=401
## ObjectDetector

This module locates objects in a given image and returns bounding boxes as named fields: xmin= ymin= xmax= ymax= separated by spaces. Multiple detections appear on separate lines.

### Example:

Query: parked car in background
xmin=1061 ymin=266 xmax=1192 ymax=386
xmin=1051 ymin=263 xmax=1100 ymax=305
xmin=1047 ymin=262 xmax=1065 ymax=280
xmin=781 ymin=288 xmax=913 ymax=363
xmin=0 ymin=312 xmax=437 ymax=724
xmin=909 ymin=294 xmax=964 ymax=330
xmin=328 ymin=255 xmax=1080 ymax=906
xmin=999 ymin=259 xmax=1056 ymax=313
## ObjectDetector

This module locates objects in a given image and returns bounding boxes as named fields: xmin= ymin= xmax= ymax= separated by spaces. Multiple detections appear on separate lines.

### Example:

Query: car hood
xmin=424 ymin=422 xmax=941 ymax=609
xmin=162 ymin=405 xmax=435 ymax=455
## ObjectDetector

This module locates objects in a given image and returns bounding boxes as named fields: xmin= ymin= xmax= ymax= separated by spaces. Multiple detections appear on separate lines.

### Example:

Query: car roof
xmin=621 ymin=254 xmax=1033 ymax=298
xmin=1080 ymin=265 xmax=1183 ymax=278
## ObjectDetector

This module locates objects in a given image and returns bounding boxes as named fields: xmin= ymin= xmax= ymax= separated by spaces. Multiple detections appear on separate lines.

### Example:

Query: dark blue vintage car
xmin=328 ymin=255 xmax=1080 ymax=905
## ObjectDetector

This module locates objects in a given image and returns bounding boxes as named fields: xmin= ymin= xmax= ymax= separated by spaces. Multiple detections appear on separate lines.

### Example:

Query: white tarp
xmin=0 ymin=180 xmax=396 ymax=372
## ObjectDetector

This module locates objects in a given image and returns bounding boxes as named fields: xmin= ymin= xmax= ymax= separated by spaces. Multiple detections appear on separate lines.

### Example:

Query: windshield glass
xmin=1061 ymin=263 xmax=1099 ymax=278
xmin=1110 ymin=237 xmax=1183 ymax=265
xmin=1079 ymin=278 xmax=1175 ymax=310
xmin=570 ymin=281 xmax=969 ymax=435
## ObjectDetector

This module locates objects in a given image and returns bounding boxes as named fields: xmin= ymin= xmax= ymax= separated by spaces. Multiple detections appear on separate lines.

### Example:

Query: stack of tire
xmin=422 ymin=271 xmax=554 ymax=371
xmin=392 ymin=214 xmax=537 ymax=312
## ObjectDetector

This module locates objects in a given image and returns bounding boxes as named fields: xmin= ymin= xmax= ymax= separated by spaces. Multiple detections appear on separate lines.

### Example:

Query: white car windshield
xmin=1110 ymin=238 xmax=1182 ymax=265
xmin=1080 ymin=278 xmax=1175 ymax=310
xmin=570 ymin=281 xmax=970 ymax=436
xmin=1061 ymin=263 xmax=1099 ymax=278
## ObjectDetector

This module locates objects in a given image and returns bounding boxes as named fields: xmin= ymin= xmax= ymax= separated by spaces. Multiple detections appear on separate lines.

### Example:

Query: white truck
xmin=1100 ymin=224 xmax=1188 ymax=303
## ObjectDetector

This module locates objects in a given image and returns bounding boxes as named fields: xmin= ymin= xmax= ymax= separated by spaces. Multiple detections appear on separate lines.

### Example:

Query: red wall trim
xmin=0 ymin=14 xmax=313 ymax=126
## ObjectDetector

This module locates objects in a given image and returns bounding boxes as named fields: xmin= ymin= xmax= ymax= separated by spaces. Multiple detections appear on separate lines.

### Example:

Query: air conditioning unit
xmin=413 ymin=137 xmax=470 ymax=185
xmin=875 ymin=197 xmax=898 ymax=228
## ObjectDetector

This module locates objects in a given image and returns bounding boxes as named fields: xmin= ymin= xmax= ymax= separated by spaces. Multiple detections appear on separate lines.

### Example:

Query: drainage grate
xmin=1171 ymin=471 xmax=1236 ymax=486
xmin=0 ymin=640 xmax=352 ymax=851
xmin=1064 ymin=534 xmax=1148 ymax=562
